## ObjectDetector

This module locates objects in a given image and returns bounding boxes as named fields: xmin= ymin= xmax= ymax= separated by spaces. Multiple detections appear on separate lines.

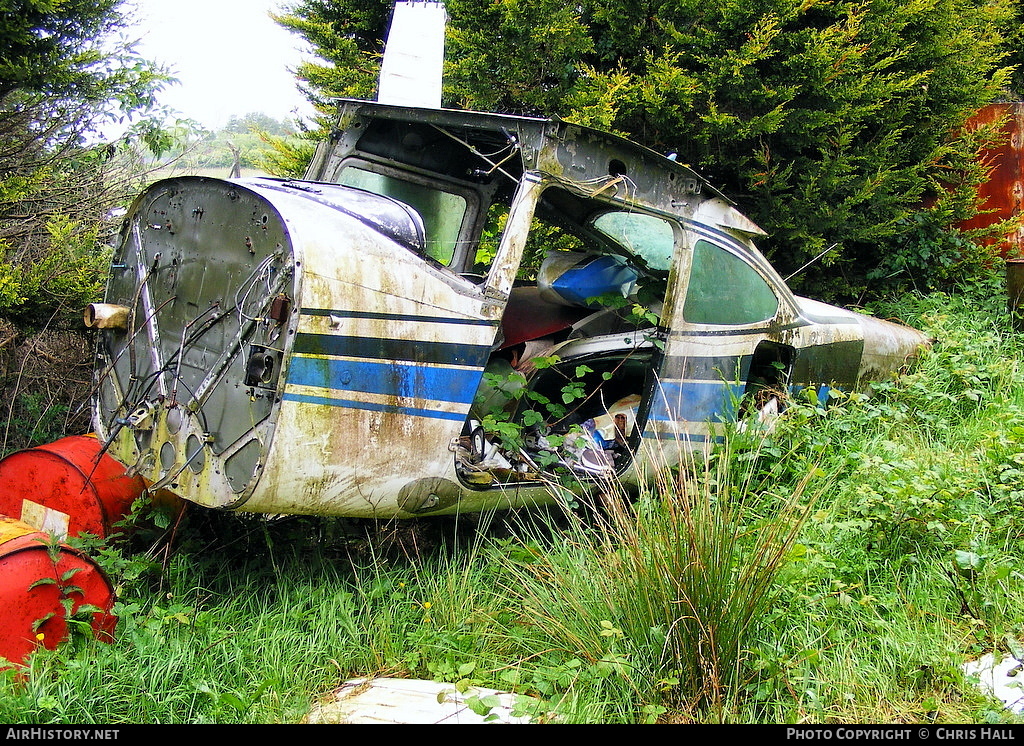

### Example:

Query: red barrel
xmin=0 ymin=515 xmax=117 ymax=667
xmin=0 ymin=435 xmax=145 ymax=540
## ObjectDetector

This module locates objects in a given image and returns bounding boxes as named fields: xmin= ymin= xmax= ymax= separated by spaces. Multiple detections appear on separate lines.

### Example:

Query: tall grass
xmin=479 ymin=437 xmax=816 ymax=722
xmin=4 ymin=283 xmax=1024 ymax=723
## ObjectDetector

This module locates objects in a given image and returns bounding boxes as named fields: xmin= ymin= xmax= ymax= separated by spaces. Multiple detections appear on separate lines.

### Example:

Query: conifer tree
xmin=0 ymin=0 xmax=168 ymax=327
xmin=276 ymin=0 xmax=1019 ymax=298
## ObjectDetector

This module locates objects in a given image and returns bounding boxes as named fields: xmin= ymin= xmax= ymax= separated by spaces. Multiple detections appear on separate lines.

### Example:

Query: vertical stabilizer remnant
xmin=377 ymin=1 xmax=447 ymax=108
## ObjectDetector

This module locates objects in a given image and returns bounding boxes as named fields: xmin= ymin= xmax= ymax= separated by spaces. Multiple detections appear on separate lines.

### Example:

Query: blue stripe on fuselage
xmin=648 ymin=380 xmax=745 ymax=423
xmin=286 ymin=355 xmax=482 ymax=405
xmin=280 ymin=391 xmax=470 ymax=421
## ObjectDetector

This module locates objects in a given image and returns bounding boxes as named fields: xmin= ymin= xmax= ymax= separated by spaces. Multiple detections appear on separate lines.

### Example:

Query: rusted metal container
xmin=961 ymin=103 xmax=1024 ymax=257
xmin=0 ymin=515 xmax=117 ymax=667
xmin=0 ymin=435 xmax=146 ymax=540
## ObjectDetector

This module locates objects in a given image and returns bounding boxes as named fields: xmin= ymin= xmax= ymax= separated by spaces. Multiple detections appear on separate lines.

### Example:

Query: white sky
xmin=124 ymin=0 xmax=315 ymax=129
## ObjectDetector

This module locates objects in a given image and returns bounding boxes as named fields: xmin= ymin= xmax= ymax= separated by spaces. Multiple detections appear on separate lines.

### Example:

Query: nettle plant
xmin=29 ymin=536 xmax=108 ymax=652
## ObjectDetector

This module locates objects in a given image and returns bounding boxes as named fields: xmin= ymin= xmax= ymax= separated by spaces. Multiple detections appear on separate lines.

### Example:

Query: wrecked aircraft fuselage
xmin=90 ymin=101 xmax=929 ymax=518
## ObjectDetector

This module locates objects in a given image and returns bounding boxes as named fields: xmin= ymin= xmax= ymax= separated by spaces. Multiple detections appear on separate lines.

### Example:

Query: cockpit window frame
xmin=334 ymin=156 xmax=485 ymax=272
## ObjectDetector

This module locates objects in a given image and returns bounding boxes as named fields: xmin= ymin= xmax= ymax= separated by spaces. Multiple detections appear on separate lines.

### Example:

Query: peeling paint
xmin=92 ymin=103 xmax=929 ymax=519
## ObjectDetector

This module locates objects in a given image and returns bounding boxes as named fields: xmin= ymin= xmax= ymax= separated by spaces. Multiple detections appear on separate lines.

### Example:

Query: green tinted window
xmin=592 ymin=211 xmax=675 ymax=271
xmin=683 ymin=240 xmax=779 ymax=325
xmin=340 ymin=168 xmax=466 ymax=265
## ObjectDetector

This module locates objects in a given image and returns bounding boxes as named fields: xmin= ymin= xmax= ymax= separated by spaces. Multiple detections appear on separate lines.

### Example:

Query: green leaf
xmin=220 ymin=692 xmax=247 ymax=712
xmin=70 ymin=604 xmax=104 ymax=618
xmin=521 ymin=409 xmax=545 ymax=427
xmin=955 ymin=550 xmax=983 ymax=572
xmin=466 ymin=694 xmax=502 ymax=716
xmin=32 ymin=612 xmax=55 ymax=632
xmin=59 ymin=567 xmax=84 ymax=583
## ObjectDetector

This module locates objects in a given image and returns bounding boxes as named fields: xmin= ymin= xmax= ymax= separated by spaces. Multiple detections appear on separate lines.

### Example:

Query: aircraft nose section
xmin=857 ymin=314 xmax=932 ymax=383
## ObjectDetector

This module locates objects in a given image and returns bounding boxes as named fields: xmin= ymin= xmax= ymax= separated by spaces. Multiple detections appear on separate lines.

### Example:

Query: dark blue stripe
xmin=286 ymin=356 xmax=483 ymax=404
xmin=282 ymin=392 xmax=468 ymax=421
xmin=668 ymin=321 xmax=813 ymax=337
xmin=292 ymin=332 xmax=493 ymax=367
xmin=682 ymin=220 xmax=750 ymax=253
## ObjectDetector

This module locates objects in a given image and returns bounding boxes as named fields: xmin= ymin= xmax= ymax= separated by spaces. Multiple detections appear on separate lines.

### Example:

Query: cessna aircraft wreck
xmin=79 ymin=3 xmax=928 ymax=520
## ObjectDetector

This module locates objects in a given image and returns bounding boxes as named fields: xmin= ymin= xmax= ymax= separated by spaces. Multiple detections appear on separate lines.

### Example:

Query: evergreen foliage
xmin=998 ymin=0 xmax=1024 ymax=97
xmin=275 ymin=0 xmax=1020 ymax=300
xmin=272 ymin=0 xmax=391 ymax=108
xmin=0 ymin=0 xmax=169 ymax=329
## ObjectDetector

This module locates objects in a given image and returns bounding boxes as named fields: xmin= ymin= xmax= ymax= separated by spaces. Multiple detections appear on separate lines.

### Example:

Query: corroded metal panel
xmin=94 ymin=176 xmax=503 ymax=517
xmin=248 ymin=219 xmax=498 ymax=515
xmin=961 ymin=103 xmax=1024 ymax=257
xmin=95 ymin=177 xmax=301 ymax=509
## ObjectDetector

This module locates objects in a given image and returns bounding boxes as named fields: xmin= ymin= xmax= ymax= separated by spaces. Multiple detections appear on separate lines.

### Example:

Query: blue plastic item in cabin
xmin=538 ymin=252 xmax=638 ymax=309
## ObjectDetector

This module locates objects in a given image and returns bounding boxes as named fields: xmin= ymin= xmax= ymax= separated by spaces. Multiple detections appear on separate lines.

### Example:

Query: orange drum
xmin=0 ymin=515 xmax=117 ymax=667
xmin=0 ymin=435 xmax=145 ymax=539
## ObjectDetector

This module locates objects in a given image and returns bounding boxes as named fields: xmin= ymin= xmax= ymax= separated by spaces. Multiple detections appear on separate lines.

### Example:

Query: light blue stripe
xmin=648 ymin=380 xmax=744 ymax=423
xmin=281 ymin=392 xmax=468 ymax=421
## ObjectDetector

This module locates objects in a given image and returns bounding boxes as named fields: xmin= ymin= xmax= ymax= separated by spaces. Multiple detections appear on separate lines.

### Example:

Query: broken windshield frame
xmin=483 ymin=178 xmax=679 ymax=303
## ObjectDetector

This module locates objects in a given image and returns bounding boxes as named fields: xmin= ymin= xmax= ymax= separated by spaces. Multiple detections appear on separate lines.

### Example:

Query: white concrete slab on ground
xmin=963 ymin=653 xmax=1024 ymax=714
xmin=303 ymin=677 xmax=536 ymax=724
